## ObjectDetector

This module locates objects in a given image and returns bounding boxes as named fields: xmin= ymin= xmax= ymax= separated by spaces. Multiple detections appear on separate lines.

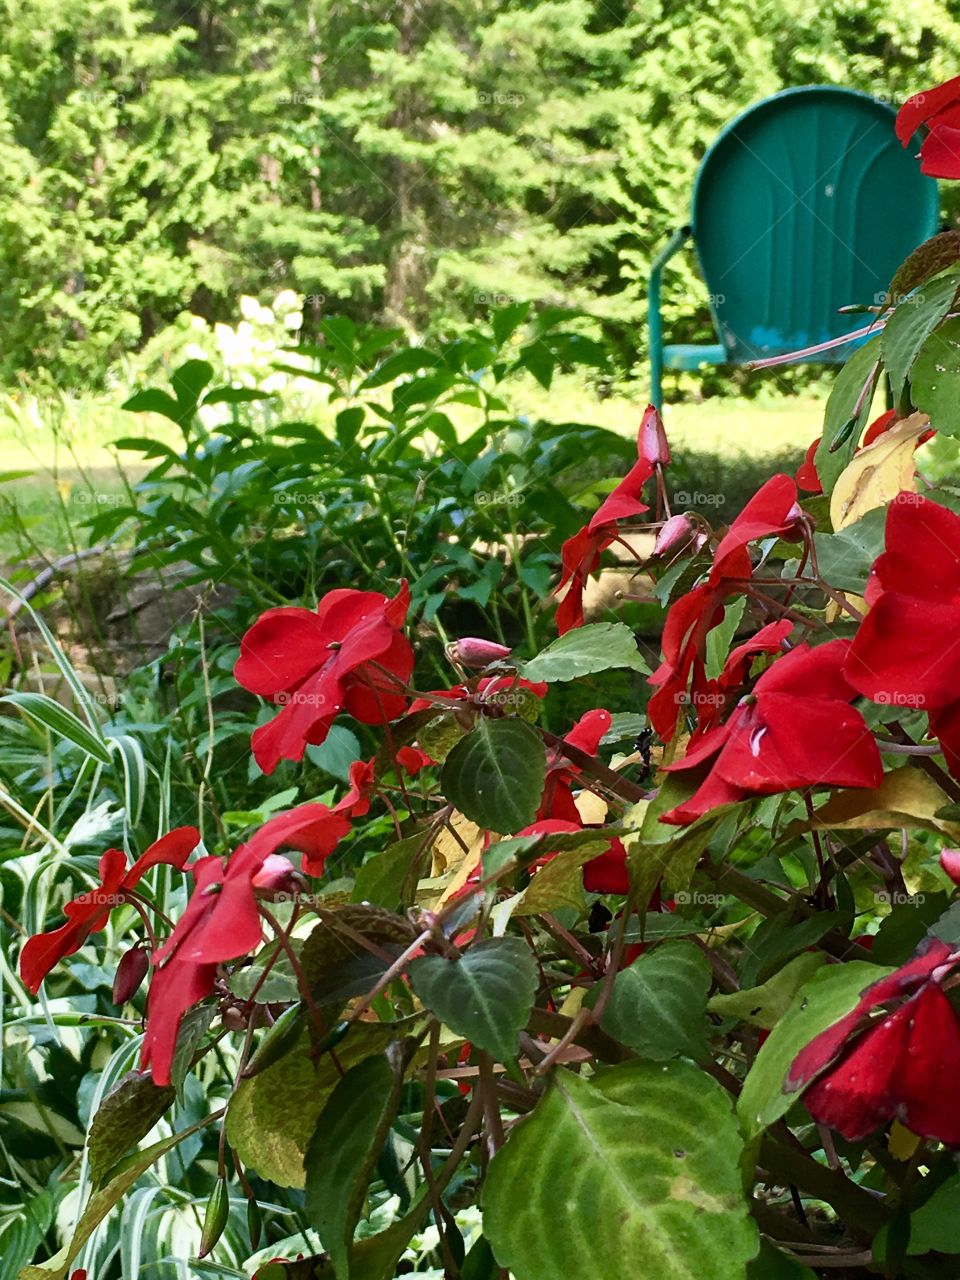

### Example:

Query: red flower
xmin=648 ymin=475 xmax=803 ymax=740
xmin=234 ymin=584 xmax=414 ymax=774
xmin=796 ymin=438 xmax=822 ymax=494
xmin=540 ymin=708 xmax=612 ymax=824
xmin=19 ymin=827 xmax=199 ymax=993
xmin=534 ymin=710 xmax=629 ymax=892
xmin=787 ymin=938 xmax=960 ymax=1142
xmin=141 ymin=797 xmax=371 ymax=1085
xmin=661 ymin=640 xmax=882 ymax=825
xmin=941 ymin=848 xmax=960 ymax=887
xmin=686 ymin=619 xmax=793 ymax=740
xmin=554 ymin=406 xmax=667 ymax=634
xmin=845 ymin=494 xmax=960 ymax=770
xmin=897 ymin=76 xmax=960 ymax=179
xmin=245 ymin=760 xmax=375 ymax=878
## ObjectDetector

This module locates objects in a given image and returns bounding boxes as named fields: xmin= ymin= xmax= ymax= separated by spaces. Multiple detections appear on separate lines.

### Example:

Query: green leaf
xmin=736 ymin=960 xmax=887 ymax=1141
xmin=882 ymin=269 xmax=960 ymax=396
xmin=0 ymin=691 xmax=111 ymax=763
xmin=747 ymin=1239 xmax=817 ymax=1278
xmin=911 ymin=315 xmax=960 ymax=435
xmin=705 ymin=599 xmax=746 ymax=680
xmin=814 ymin=334 xmax=882 ymax=492
xmin=305 ymin=1054 xmax=404 ymax=1279
xmin=586 ymin=941 xmax=711 ymax=1060
xmin=483 ymin=1062 xmax=758 ymax=1280
xmin=229 ymin=943 xmax=300 ymax=1004
xmin=520 ymin=621 xmax=649 ymax=683
xmin=18 ymin=1127 xmax=199 ymax=1279
xmin=708 ymin=953 xmax=827 ymax=1030
xmin=408 ymin=938 xmax=537 ymax=1062
xmin=86 ymin=1072 xmax=175 ymax=1186
xmin=624 ymin=790 xmax=724 ymax=910
xmin=811 ymin=505 xmax=886 ymax=594
xmin=352 ymin=834 xmax=429 ymax=910
xmin=440 ymin=718 xmax=546 ymax=835
xmin=226 ymin=1023 xmax=405 ymax=1187
xmin=121 ymin=388 xmax=183 ymax=423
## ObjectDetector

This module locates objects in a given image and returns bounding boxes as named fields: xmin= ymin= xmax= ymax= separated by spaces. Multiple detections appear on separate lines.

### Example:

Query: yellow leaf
xmin=830 ymin=412 xmax=930 ymax=530
xmin=799 ymin=765 xmax=960 ymax=840
xmin=888 ymin=1120 xmax=921 ymax=1161
xmin=575 ymin=791 xmax=608 ymax=824
xmin=418 ymin=811 xmax=492 ymax=909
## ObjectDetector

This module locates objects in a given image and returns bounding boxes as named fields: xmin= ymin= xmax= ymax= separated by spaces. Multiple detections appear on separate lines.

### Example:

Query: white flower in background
xmin=283 ymin=310 xmax=303 ymax=331
xmin=239 ymin=295 xmax=260 ymax=321
xmin=273 ymin=289 xmax=300 ymax=314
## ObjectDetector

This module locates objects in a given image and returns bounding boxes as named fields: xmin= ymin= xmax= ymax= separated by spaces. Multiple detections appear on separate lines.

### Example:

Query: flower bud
xmin=111 ymin=944 xmax=150 ymax=1005
xmin=941 ymin=849 xmax=960 ymax=887
xmin=251 ymin=854 xmax=301 ymax=899
xmin=221 ymin=1006 xmax=247 ymax=1032
xmin=638 ymin=403 xmax=670 ymax=465
xmin=449 ymin=637 xmax=512 ymax=668
xmin=198 ymin=1178 xmax=230 ymax=1259
xmin=653 ymin=513 xmax=695 ymax=558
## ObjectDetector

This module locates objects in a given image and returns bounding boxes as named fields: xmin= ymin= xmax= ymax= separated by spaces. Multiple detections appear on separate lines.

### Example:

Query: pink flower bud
xmin=251 ymin=854 xmax=300 ymax=897
xmin=941 ymin=849 xmax=960 ymax=887
xmin=653 ymin=513 xmax=695 ymax=558
xmin=449 ymin=637 xmax=512 ymax=668
xmin=112 ymin=944 xmax=150 ymax=1004
xmin=638 ymin=404 xmax=670 ymax=466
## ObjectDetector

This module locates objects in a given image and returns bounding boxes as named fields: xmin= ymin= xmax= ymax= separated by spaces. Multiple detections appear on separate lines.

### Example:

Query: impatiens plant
xmin=21 ymin=75 xmax=960 ymax=1280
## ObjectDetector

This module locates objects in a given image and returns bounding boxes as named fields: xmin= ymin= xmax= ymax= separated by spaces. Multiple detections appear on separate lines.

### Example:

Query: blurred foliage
xmin=2 ymin=0 xmax=960 ymax=388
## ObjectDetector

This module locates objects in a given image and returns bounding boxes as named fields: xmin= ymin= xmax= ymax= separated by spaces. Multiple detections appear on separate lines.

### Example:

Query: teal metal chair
xmin=649 ymin=86 xmax=940 ymax=407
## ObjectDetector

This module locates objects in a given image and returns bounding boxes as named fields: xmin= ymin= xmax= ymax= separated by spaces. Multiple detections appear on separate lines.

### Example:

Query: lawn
xmin=0 ymin=380 xmax=825 ymax=563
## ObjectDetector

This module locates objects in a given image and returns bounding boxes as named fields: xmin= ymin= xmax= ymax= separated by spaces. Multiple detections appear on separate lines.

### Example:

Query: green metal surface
xmin=649 ymin=85 xmax=939 ymax=404
xmin=662 ymin=342 xmax=727 ymax=371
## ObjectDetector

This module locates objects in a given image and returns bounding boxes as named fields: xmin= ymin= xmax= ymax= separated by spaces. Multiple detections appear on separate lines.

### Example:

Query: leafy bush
xmin=18 ymin=68 xmax=960 ymax=1280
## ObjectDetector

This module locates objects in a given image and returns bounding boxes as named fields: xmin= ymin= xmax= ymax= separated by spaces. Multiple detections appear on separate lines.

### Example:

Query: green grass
xmin=0 ymin=380 xmax=827 ymax=563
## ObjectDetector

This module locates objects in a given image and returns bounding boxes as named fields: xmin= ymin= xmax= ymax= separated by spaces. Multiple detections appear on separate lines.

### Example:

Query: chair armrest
xmin=649 ymin=225 xmax=692 ymax=409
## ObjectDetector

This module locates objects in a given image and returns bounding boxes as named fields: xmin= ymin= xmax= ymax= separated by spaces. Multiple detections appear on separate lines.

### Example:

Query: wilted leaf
xmin=799 ymin=766 xmax=960 ymax=840
xmin=86 ymin=1072 xmax=175 ymax=1186
xmin=829 ymin=413 xmax=929 ymax=530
